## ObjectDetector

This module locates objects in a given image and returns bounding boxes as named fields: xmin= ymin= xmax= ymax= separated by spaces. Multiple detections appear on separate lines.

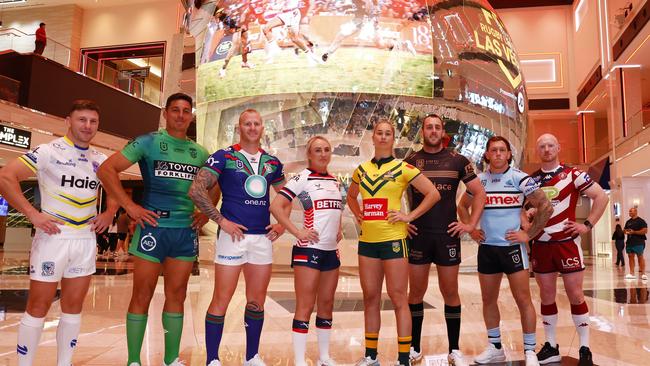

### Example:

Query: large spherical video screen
xmin=189 ymin=0 xmax=528 ymax=250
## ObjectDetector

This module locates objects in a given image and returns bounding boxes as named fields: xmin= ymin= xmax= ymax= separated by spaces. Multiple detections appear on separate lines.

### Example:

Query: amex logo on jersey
xmin=154 ymin=160 xmax=200 ymax=180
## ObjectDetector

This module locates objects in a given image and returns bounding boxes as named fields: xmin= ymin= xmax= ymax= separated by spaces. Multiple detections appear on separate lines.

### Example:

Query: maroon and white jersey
xmin=531 ymin=164 xmax=594 ymax=243
xmin=279 ymin=168 xmax=343 ymax=251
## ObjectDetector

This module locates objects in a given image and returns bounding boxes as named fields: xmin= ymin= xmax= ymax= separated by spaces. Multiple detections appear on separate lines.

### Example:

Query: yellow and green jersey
xmin=352 ymin=157 xmax=420 ymax=243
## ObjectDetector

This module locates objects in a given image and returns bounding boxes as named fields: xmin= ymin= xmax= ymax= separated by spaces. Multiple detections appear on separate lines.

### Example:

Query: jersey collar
xmin=307 ymin=168 xmax=330 ymax=177
xmin=487 ymin=166 xmax=510 ymax=175
xmin=233 ymin=143 xmax=265 ymax=154
xmin=371 ymin=156 xmax=395 ymax=169
xmin=63 ymin=135 xmax=89 ymax=151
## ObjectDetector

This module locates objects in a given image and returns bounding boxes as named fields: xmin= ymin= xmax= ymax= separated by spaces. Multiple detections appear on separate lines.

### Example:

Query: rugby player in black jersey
xmin=404 ymin=114 xmax=486 ymax=366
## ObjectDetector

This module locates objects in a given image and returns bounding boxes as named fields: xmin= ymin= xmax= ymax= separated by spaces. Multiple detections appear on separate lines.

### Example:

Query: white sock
xmin=56 ymin=313 xmax=81 ymax=366
xmin=17 ymin=312 xmax=45 ymax=366
xmin=317 ymin=328 xmax=331 ymax=360
xmin=572 ymin=312 xmax=590 ymax=347
xmin=293 ymin=330 xmax=308 ymax=366
xmin=542 ymin=313 xmax=558 ymax=347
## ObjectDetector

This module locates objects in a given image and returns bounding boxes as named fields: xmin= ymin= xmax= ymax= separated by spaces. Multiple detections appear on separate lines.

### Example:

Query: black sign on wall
xmin=0 ymin=124 xmax=31 ymax=149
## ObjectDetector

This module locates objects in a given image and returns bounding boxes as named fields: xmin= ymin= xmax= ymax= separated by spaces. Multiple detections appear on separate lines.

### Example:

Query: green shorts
xmin=626 ymin=244 xmax=645 ymax=255
xmin=129 ymin=225 xmax=197 ymax=263
xmin=358 ymin=239 xmax=408 ymax=260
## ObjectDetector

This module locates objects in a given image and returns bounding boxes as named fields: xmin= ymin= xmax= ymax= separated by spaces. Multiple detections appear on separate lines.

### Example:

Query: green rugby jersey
xmin=121 ymin=129 xmax=209 ymax=228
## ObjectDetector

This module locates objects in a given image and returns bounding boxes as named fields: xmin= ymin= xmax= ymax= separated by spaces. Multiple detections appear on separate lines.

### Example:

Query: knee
xmin=362 ymin=291 xmax=381 ymax=310
xmin=513 ymin=292 xmax=533 ymax=310
xmin=295 ymin=300 xmax=315 ymax=316
xmin=26 ymin=299 xmax=51 ymax=318
xmin=131 ymin=286 xmax=155 ymax=306
xmin=387 ymin=288 xmax=408 ymax=307
xmin=317 ymin=298 xmax=333 ymax=313
xmin=440 ymin=286 xmax=459 ymax=302
xmin=246 ymin=300 xmax=265 ymax=312
xmin=566 ymin=289 xmax=584 ymax=304
xmin=409 ymin=283 xmax=428 ymax=300
xmin=481 ymin=293 xmax=498 ymax=307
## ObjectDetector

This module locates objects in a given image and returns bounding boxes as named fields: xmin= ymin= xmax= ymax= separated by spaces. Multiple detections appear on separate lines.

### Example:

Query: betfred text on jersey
xmin=315 ymin=199 xmax=342 ymax=210
xmin=61 ymin=175 xmax=99 ymax=189
xmin=154 ymin=160 xmax=200 ymax=180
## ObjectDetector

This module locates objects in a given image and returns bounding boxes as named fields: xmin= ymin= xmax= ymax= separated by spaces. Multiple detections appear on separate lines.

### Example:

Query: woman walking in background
xmin=613 ymin=224 xmax=626 ymax=267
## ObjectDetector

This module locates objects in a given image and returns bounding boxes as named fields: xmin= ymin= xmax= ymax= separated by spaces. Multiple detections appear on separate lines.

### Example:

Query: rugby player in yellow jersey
xmin=346 ymin=119 xmax=440 ymax=366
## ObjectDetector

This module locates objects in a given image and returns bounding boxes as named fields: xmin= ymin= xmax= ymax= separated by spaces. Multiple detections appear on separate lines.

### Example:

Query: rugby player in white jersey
xmin=0 ymin=100 xmax=118 ymax=366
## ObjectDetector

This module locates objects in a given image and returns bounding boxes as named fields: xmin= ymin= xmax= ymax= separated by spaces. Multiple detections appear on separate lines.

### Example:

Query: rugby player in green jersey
xmin=98 ymin=93 xmax=213 ymax=366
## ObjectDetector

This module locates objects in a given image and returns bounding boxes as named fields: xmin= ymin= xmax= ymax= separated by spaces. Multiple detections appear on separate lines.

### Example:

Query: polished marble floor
xmin=0 ymin=251 xmax=648 ymax=365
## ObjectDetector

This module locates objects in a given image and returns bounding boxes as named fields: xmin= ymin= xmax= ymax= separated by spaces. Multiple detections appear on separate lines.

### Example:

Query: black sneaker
xmin=578 ymin=346 xmax=593 ymax=366
xmin=322 ymin=53 xmax=328 ymax=62
xmin=536 ymin=342 xmax=561 ymax=364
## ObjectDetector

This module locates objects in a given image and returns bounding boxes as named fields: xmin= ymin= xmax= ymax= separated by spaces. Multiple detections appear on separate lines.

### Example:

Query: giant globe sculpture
xmin=190 ymin=0 xmax=527 ymax=257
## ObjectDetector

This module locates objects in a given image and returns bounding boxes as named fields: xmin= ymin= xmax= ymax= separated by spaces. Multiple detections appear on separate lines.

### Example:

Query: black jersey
xmin=405 ymin=148 xmax=477 ymax=233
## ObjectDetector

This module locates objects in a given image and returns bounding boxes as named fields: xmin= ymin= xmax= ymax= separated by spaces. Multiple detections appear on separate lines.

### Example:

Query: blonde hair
xmin=306 ymin=135 xmax=331 ymax=154
xmin=373 ymin=118 xmax=396 ymax=136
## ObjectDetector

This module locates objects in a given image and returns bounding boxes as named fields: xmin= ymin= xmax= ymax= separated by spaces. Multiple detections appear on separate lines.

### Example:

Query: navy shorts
xmin=129 ymin=225 xmax=197 ymax=263
xmin=291 ymin=246 xmax=340 ymax=271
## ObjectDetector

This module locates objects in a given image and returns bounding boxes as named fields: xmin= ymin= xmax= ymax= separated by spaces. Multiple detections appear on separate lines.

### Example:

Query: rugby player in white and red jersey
xmin=530 ymin=134 xmax=608 ymax=366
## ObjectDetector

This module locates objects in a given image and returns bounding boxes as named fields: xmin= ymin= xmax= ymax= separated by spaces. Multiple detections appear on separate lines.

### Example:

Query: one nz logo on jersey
xmin=154 ymin=160 xmax=199 ymax=181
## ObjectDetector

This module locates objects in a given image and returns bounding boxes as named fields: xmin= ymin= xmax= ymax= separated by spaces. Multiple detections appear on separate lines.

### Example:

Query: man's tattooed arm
xmin=189 ymin=168 xmax=224 ymax=224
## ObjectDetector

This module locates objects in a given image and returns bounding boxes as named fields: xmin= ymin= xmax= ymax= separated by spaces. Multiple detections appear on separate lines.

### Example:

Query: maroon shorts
xmin=531 ymin=237 xmax=585 ymax=274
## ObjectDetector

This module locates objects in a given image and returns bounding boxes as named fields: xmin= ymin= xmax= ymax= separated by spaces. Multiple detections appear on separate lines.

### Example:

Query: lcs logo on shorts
xmin=561 ymin=257 xmax=580 ymax=269
xmin=140 ymin=233 xmax=157 ymax=252
xmin=41 ymin=261 xmax=55 ymax=276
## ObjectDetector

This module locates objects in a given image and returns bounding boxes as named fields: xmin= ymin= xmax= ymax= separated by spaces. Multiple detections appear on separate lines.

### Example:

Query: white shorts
xmin=278 ymin=9 xmax=301 ymax=32
xmin=215 ymin=233 xmax=273 ymax=265
xmin=30 ymin=233 xmax=97 ymax=282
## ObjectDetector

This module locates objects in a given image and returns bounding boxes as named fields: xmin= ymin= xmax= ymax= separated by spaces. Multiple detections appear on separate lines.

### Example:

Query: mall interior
xmin=0 ymin=0 xmax=649 ymax=365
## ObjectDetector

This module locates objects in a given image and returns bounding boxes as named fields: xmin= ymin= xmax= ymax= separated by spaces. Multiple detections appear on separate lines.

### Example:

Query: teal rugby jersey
xmin=120 ymin=129 xmax=209 ymax=228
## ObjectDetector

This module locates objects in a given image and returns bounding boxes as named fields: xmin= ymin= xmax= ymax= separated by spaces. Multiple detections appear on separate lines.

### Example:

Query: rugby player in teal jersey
xmin=97 ymin=93 xmax=213 ymax=366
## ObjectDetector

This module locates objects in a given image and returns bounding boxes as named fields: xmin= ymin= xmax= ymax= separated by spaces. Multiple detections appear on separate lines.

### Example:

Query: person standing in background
xmin=34 ymin=23 xmax=46 ymax=55
xmin=612 ymin=224 xmax=625 ymax=267
xmin=624 ymin=207 xmax=648 ymax=281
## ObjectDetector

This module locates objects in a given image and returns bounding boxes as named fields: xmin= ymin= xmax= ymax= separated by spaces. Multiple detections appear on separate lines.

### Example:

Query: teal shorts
xmin=626 ymin=244 xmax=645 ymax=255
xmin=129 ymin=225 xmax=197 ymax=263
xmin=358 ymin=239 xmax=408 ymax=260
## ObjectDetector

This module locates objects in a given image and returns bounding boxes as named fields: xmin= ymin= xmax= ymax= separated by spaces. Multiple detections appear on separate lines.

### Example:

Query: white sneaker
xmin=625 ymin=274 xmax=637 ymax=280
xmin=448 ymin=350 xmax=468 ymax=366
xmin=208 ymin=360 xmax=222 ymax=366
xmin=219 ymin=68 xmax=226 ymax=78
xmin=243 ymin=354 xmax=266 ymax=366
xmin=642 ymin=274 xmax=648 ymax=281
xmin=318 ymin=358 xmax=337 ymax=366
xmin=525 ymin=350 xmax=540 ymax=366
xmin=164 ymin=359 xmax=186 ymax=366
xmin=241 ymin=61 xmax=255 ymax=69
xmin=354 ymin=356 xmax=380 ymax=366
xmin=474 ymin=344 xmax=506 ymax=364
xmin=128 ymin=363 xmax=140 ymax=366
xmin=409 ymin=347 xmax=422 ymax=363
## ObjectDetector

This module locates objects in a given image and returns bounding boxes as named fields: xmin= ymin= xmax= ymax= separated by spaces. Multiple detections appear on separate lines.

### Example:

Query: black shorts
xmin=291 ymin=246 xmax=340 ymax=271
xmin=478 ymin=244 xmax=529 ymax=275
xmin=408 ymin=232 xmax=460 ymax=266
xmin=118 ymin=233 xmax=127 ymax=241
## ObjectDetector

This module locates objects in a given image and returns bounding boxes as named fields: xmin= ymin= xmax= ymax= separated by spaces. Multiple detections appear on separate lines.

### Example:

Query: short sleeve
xmin=352 ymin=166 xmax=362 ymax=184
xmin=641 ymin=219 xmax=648 ymax=229
xmin=402 ymin=162 xmax=421 ymax=183
xmin=459 ymin=156 xmax=477 ymax=183
xmin=270 ymin=159 xmax=285 ymax=186
xmin=202 ymin=149 xmax=227 ymax=178
xmin=279 ymin=171 xmax=306 ymax=201
xmin=19 ymin=144 xmax=49 ymax=174
xmin=573 ymin=169 xmax=594 ymax=192
xmin=515 ymin=171 xmax=540 ymax=197
xmin=120 ymin=134 xmax=150 ymax=163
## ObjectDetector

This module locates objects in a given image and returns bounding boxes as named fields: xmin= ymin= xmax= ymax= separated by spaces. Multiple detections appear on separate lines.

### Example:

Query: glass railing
xmin=0 ymin=27 xmax=71 ymax=67
xmin=0 ymin=30 xmax=161 ymax=106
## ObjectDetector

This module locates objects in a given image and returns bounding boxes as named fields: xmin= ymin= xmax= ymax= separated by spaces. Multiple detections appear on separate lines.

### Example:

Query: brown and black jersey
xmin=405 ymin=148 xmax=477 ymax=233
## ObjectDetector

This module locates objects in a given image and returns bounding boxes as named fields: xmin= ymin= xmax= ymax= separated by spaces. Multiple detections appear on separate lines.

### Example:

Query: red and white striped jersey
xmin=531 ymin=164 xmax=594 ymax=243
xmin=279 ymin=168 xmax=343 ymax=250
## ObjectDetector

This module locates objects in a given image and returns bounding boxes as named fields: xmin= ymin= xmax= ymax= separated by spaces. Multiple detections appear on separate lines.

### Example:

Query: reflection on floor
xmin=268 ymin=290 xmax=435 ymax=313
xmin=0 ymin=253 xmax=647 ymax=365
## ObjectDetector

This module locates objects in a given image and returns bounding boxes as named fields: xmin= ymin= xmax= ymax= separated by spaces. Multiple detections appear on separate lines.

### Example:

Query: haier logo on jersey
xmin=484 ymin=193 xmax=521 ymax=208
xmin=315 ymin=199 xmax=342 ymax=210
xmin=61 ymin=175 xmax=99 ymax=189
xmin=154 ymin=160 xmax=199 ymax=181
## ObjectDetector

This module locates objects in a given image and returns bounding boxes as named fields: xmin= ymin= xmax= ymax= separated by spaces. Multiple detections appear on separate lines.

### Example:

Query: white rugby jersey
xmin=19 ymin=136 xmax=107 ymax=238
xmin=279 ymin=168 xmax=343 ymax=251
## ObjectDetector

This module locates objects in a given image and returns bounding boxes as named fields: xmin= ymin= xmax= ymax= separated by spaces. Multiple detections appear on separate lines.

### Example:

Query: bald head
xmin=536 ymin=133 xmax=560 ymax=164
